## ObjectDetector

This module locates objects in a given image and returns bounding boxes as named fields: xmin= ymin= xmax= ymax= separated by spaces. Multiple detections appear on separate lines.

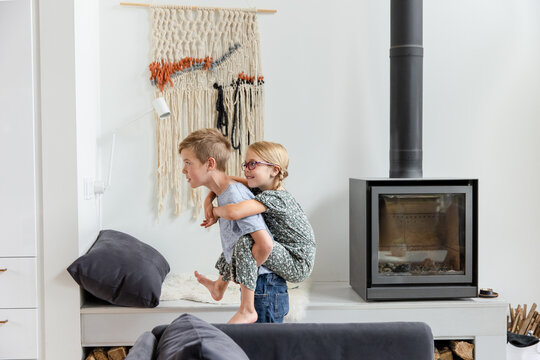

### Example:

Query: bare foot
xmin=194 ymin=271 xmax=228 ymax=301
xmin=228 ymin=309 xmax=258 ymax=324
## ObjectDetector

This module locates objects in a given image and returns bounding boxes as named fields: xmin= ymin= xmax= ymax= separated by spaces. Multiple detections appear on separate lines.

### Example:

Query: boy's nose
xmin=182 ymin=167 xmax=187 ymax=174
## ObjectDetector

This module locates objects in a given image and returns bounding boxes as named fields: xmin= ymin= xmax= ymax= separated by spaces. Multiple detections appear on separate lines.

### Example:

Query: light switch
xmin=84 ymin=178 xmax=94 ymax=200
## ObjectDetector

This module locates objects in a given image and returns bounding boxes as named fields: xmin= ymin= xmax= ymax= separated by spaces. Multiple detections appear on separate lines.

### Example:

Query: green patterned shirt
xmin=253 ymin=189 xmax=316 ymax=263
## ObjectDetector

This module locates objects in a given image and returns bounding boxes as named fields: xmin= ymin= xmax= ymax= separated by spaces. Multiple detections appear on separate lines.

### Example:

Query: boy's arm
xmin=201 ymin=191 xmax=218 ymax=228
xmin=213 ymin=199 xmax=266 ymax=221
xmin=202 ymin=177 xmax=248 ymax=226
xmin=204 ymin=191 xmax=216 ymax=205
xmin=250 ymin=229 xmax=273 ymax=266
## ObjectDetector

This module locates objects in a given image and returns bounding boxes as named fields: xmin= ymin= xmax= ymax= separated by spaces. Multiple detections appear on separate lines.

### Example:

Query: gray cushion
xmin=67 ymin=230 xmax=169 ymax=307
xmin=155 ymin=314 xmax=249 ymax=360
xmin=125 ymin=331 xmax=157 ymax=360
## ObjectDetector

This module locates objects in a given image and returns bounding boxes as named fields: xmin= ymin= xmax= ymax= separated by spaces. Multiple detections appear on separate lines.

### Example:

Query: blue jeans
xmin=254 ymin=273 xmax=289 ymax=323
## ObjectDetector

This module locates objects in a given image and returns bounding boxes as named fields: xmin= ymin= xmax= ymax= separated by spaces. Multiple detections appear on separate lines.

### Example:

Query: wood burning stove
xmin=348 ymin=0 xmax=477 ymax=300
xmin=349 ymin=179 xmax=478 ymax=300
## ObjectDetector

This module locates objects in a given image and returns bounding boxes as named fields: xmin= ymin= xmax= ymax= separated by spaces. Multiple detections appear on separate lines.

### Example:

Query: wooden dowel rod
xmin=255 ymin=9 xmax=276 ymax=13
xmin=119 ymin=2 xmax=277 ymax=13
xmin=120 ymin=2 xmax=149 ymax=6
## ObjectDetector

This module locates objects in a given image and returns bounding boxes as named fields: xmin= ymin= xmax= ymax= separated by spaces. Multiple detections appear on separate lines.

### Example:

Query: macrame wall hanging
xmin=148 ymin=5 xmax=265 ymax=218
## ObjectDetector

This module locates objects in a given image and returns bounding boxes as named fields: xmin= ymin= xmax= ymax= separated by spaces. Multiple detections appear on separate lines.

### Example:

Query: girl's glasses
xmin=242 ymin=160 xmax=275 ymax=171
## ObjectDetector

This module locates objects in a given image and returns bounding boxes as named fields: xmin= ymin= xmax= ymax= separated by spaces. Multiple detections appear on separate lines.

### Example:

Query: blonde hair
xmin=248 ymin=141 xmax=289 ymax=190
xmin=178 ymin=128 xmax=232 ymax=171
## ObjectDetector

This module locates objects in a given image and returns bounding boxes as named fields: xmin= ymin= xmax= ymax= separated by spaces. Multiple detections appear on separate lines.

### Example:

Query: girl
xmin=201 ymin=141 xmax=316 ymax=291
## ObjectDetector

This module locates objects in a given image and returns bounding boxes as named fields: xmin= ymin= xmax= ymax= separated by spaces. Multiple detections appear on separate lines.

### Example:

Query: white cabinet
xmin=0 ymin=309 xmax=38 ymax=360
xmin=0 ymin=258 xmax=38 ymax=309
xmin=0 ymin=0 xmax=39 ymax=359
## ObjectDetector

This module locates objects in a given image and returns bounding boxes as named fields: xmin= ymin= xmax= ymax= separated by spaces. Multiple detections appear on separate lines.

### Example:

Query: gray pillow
xmin=125 ymin=331 xmax=157 ymax=360
xmin=67 ymin=230 xmax=169 ymax=307
xmin=155 ymin=314 xmax=249 ymax=360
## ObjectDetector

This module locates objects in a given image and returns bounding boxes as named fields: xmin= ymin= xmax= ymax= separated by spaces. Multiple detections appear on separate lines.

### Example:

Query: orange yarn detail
xmin=148 ymin=62 xmax=264 ymax=92
xmin=149 ymin=56 xmax=214 ymax=91
xmin=238 ymin=72 xmax=264 ymax=84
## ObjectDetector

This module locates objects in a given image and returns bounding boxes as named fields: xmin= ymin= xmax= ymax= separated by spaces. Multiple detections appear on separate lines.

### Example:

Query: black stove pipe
xmin=389 ymin=0 xmax=423 ymax=178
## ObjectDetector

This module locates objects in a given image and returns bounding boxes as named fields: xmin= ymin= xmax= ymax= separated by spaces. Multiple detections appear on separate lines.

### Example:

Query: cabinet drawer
xmin=0 ymin=258 xmax=37 ymax=308
xmin=0 ymin=308 xmax=37 ymax=359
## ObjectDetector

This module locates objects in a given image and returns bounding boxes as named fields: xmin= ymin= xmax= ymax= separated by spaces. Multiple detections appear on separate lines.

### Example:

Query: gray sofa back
xmin=151 ymin=321 xmax=434 ymax=360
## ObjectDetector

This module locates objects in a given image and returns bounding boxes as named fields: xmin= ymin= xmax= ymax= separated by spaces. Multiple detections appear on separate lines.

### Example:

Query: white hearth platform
xmin=81 ymin=281 xmax=507 ymax=359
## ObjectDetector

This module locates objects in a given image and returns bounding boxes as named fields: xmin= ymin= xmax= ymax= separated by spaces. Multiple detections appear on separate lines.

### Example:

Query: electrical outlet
xmin=84 ymin=178 xmax=94 ymax=200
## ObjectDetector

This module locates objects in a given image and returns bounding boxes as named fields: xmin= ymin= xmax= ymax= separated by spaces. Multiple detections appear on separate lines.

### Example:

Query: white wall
xmin=97 ymin=0 xmax=540 ymax=305
xmin=75 ymin=0 xmax=101 ymax=252
xmin=423 ymin=0 xmax=540 ymax=305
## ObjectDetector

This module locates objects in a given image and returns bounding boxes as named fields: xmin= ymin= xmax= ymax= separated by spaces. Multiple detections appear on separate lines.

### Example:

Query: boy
xmin=178 ymin=128 xmax=275 ymax=323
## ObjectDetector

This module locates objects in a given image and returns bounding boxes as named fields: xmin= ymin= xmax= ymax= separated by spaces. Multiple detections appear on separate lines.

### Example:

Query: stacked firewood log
xmin=434 ymin=340 xmax=474 ymax=360
xmin=508 ymin=303 xmax=540 ymax=336
xmin=85 ymin=347 xmax=128 ymax=360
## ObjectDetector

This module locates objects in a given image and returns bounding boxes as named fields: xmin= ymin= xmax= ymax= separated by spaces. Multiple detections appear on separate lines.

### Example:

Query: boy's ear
xmin=207 ymin=157 xmax=217 ymax=170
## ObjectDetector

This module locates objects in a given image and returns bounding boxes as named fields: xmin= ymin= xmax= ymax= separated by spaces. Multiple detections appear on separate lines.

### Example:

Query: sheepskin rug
xmin=160 ymin=272 xmax=310 ymax=322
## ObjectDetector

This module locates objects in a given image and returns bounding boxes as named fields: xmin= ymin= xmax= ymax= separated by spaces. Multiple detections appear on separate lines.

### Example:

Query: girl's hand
xmin=201 ymin=200 xmax=218 ymax=228
xmin=200 ymin=217 xmax=218 ymax=228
